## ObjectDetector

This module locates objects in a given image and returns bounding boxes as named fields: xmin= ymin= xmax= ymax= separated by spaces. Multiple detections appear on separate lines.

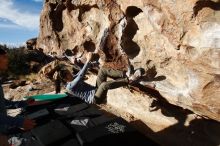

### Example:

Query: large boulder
xmin=37 ymin=0 xmax=220 ymax=122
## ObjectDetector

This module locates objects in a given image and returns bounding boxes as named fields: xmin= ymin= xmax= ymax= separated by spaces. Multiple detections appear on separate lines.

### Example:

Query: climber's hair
xmin=55 ymin=69 xmax=73 ymax=94
xmin=0 ymin=48 xmax=7 ymax=55
xmin=59 ymin=69 xmax=70 ymax=81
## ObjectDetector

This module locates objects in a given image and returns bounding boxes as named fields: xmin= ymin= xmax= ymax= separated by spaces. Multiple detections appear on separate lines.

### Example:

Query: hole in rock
xmin=193 ymin=0 xmax=220 ymax=17
xmin=126 ymin=6 xmax=143 ymax=18
xmin=49 ymin=3 xmax=65 ymax=32
xmin=121 ymin=22 xmax=140 ymax=59
xmin=64 ymin=49 xmax=74 ymax=56
xmin=83 ymin=41 xmax=96 ymax=52
xmin=121 ymin=6 xmax=143 ymax=59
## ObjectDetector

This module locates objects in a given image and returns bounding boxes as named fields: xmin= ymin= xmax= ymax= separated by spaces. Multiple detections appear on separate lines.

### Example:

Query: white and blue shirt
xmin=66 ymin=62 xmax=96 ymax=104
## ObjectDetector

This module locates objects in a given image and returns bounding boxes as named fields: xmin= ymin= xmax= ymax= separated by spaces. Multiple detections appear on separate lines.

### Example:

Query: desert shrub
xmin=0 ymin=44 xmax=30 ymax=77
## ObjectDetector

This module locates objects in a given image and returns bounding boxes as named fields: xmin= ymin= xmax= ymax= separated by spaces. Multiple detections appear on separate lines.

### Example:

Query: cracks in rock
xmin=193 ymin=0 xmax=220 ymax=17
xmin=99 ymin=28 xmax=110 ymax=51
xmin=55 ymin=32 xmax=62 ymax=49
xmin=184 ymin=45 xmax=197 ymax=57
xmin=121 ymin=6 xmax=143 ymax=59
xmin=160 ymin=57 xmax=172 ymax=68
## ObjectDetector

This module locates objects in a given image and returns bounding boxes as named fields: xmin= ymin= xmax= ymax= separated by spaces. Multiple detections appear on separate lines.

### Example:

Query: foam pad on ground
xmin=76 ymin=118 xmax=159 ymax=146
xmin=68 ymin=115 xmax=115 ymax=132
xmin=31 ymin=120 xmax=72 ymax=146
xmin=55 ymin=103 xmax=89 ymax=116
xmin=60 ymin=139 xmax=81 ymax=146
xmin=27 ymin=109 xmax=50 ymax=119
xmin=66 ymin=107 xmax=103 ymax=118
xmin=25 ymin=93 xmax=68 ymax=101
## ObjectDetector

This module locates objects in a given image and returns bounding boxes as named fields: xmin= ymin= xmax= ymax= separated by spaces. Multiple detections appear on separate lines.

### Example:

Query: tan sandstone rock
xmin=36 ymin=0 xmax=220 ymax=122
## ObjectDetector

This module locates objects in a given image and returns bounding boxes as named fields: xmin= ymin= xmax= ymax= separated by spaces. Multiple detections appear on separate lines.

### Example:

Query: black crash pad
xmin=76 ymin=118 xmax=159 ymax=146
xmin=31 ymin=120 xmax=72 ymax=146
xmin=68 ymin=115 xmax=115 ymax=132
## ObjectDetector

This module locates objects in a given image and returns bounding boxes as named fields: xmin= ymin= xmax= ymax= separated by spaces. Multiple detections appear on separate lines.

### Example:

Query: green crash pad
xmin=25 ymin=93 xmax=68 ymax=101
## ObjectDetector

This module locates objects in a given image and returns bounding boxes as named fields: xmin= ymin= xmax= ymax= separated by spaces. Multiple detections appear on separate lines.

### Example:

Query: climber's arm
xmin=66 ymin=53 xmax=93 ymax=90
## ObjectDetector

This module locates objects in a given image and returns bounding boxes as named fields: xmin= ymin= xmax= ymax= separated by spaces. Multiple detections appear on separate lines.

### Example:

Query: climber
xmin=94 ymin=53 xmax=146 ymax=103
xmin=39 ymin=50 xmax=99 ymax=94
xmin=0 ymin=48 xmax=36 ymax=146
xmin=51 ymin=51 xmax=145 ymax=104
xmin=39 ymin=59 xmax=79 ymax=94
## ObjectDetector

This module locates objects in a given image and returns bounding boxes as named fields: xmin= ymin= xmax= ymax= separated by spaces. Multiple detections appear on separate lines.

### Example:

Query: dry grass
xmin=18 ymin=73 xmax=39 ymax=82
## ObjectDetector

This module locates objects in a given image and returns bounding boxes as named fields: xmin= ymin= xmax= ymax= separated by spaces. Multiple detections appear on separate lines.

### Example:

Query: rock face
xmin=37 ymin=0 xmax=220 ymax=122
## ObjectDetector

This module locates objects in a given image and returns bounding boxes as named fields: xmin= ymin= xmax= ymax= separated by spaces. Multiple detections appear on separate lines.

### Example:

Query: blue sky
xmin=0 ymin=0 xmax=43 ymax=46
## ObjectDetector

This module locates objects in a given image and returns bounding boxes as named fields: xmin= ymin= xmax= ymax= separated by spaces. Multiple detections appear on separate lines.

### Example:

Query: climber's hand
xmin=86 ymin=52 xmax=93 ymax=62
